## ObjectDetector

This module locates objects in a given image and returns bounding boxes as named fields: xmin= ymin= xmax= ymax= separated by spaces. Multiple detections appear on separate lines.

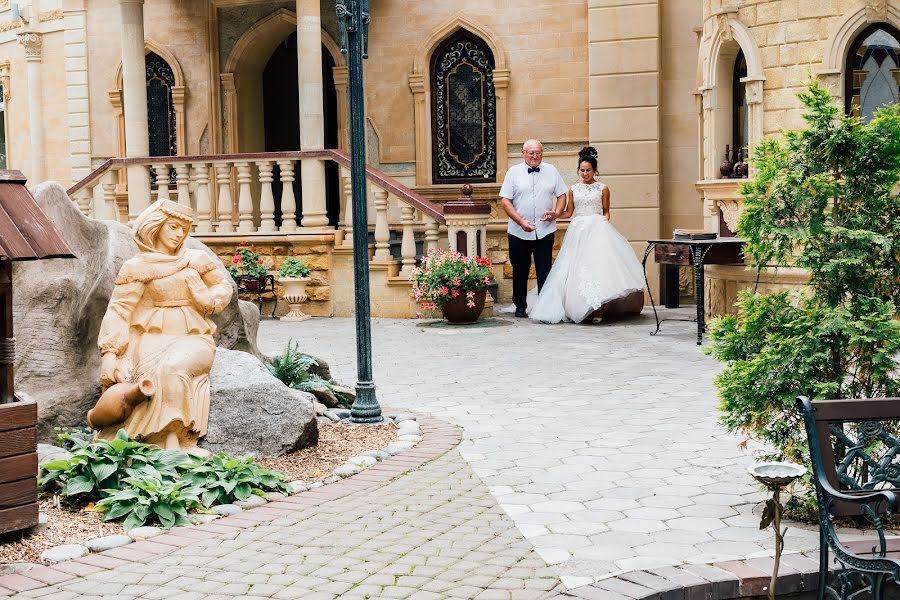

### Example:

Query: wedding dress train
xmin=528 ymin=181 xmax=645 ymax=324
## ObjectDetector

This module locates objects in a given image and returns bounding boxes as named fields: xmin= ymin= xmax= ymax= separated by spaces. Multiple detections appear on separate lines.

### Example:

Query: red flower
xmin=441 ymin=286 xmax=449 ymax=295
xmin=452 ymin=278 xmax=461 ymax=287
xmin=451 ymin=289 xmax=460 ymax=297
xmin=231 ymin=255 xmax=240 ymax=264
xmin=256 ymin=258 xmax=264 ymax=265
xmin=240 ymin=241 xmax=247 ymax=246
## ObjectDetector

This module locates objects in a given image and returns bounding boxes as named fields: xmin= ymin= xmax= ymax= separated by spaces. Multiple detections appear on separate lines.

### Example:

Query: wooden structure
xmin=0 ymin=170 xmax=74 ymax=535
xmin=798 ymin=395 xmax=900 ymax=599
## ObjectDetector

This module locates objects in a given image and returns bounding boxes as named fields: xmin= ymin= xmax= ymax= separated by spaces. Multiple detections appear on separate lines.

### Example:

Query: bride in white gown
xmin=528 ymin=147 xmax=645 ymax=324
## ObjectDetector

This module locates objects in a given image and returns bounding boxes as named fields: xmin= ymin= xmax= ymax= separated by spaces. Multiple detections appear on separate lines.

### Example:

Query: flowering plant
xmin=410 ymin=249 xmax=493 ymax=314
xmin=225 ymin=242 xmax=268 ymax=281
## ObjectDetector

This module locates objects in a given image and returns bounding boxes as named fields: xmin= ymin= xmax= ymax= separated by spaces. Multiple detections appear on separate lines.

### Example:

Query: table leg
xmin=693 ymin=246 xmax=705 ymax=345
xmin=642 ymin=243 xmax=661 ymax=336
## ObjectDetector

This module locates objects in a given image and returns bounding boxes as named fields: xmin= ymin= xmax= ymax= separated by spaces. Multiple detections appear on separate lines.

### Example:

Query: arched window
xmin=732 ymin=50 xmax=748 ymax=171
xmin=146 ymin=52 xmax=176 ymax=157
xmin=430 ymin=30 xmax=496 ymax=184
xmin=845 ymin=23 xmax=900 ymax=122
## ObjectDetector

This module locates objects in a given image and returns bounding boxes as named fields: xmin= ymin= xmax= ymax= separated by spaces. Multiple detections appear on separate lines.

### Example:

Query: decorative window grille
xmin=430 ymin=30 xmax=496 ymax=184
xmin=146 ymin=52 xmax=176 ymax=157
xmin=846 ymin=24 xmax=900 ymax=122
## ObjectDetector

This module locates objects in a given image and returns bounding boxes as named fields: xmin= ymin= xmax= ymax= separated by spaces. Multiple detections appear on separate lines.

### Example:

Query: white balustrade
xmin=277 ymin=159 xmax=297 ymax=232
xmin=257 ymin=161 xmax=276 ymax=232
xmin=235 ymin=162 xmax=254 ymax=233
xmin=340 ymin=167 xmax=352 ymax=247
xmin=215 ymin=163 xmax=234 ymax=233
xmin=175 ymin=164 xmax=191 ymax=208
xmin=153 ymin=164 xmax=170 ymax=201
xmin=424 ymin=215 xmax=439 ymax=253
xmin=193 ymin=163 xmax=213 ymax=233
xmin=101 ymin=170 xmax=118 ymax=222
xmin=74 ymin=187 xmax=92 ymax=217
xmin=399 ymin=205 xmax=416 ymax=276
xmin=373 ymin=188 xmax=391 ymax=261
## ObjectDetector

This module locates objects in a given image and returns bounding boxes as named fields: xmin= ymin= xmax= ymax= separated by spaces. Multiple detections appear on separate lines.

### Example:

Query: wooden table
xmin=642 ymin=237 xmax=745 ymax=345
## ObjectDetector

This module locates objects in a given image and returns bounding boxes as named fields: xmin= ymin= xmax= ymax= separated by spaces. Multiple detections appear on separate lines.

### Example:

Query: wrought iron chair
xmin=236 ymin=274 xmax=278 ymax=318
xmin=797 ymin=395 xmax=900 ymax=599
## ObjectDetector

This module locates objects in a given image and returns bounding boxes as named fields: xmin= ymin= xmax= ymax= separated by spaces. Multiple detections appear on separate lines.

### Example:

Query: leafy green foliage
xmin=410 ymin=249 xmax=493 ymax=311
xmin=226 ymin=243 xmax=269 ymax=281
xmin=39 ymin=429 xmax=192 ymax=499
xmin=708 ymin=80 xmax=900 ymax=469
xmin=39 ymin=430 xmax=291 ymax=529
xmin=277 ymin=257 xmax=311 ymax=279
xmin=182 ymin=453 xmax=291 ymax=507
xmin=95 ymin=475 xmax=201 ymax=530
xmin=267 ymin=340 xmax=347 ymax=400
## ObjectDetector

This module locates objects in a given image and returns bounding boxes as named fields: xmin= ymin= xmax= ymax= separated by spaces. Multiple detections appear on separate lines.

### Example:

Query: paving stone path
xmin=2 ymin=450 xmax=562 ymax=599
xmin=261 ymin=312 xmax=823 ymax=586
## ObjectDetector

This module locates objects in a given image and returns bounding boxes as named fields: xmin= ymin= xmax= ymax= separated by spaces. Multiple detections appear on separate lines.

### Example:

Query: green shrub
xmin=95 ymin=475 xmax=202 ymax=530
xmin=182 ymin=453 xmax=292 ymax=507
xmin=277 ymin=257 xmax=311 ymax=279
xmin=707 ymin=80 xmax=900 ymax=469
xmin=267 ymin=340 xmax=347 ymax=401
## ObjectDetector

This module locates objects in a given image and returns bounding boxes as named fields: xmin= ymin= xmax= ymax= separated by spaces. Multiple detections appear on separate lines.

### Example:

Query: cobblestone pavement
xmin=260 ymin=312 xmax=824 ymax=586
xmin=3 ymin=450 xmax=562 ymax=599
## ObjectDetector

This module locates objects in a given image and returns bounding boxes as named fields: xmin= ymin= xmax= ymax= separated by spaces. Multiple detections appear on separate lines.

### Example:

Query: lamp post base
xmin=349 ymin=383 xmax=383 ymax=423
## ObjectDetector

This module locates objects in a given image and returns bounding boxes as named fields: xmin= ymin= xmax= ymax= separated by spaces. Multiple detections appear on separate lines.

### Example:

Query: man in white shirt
xmin=499 ymin=139 xmax=568 ymax=318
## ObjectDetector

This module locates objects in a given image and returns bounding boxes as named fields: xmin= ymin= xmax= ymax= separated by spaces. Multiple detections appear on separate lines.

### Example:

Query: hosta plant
xmin=182 ymin=453 xmax=291 ymax=507
xmin=95 ymin=475 xmax=202 ymax=530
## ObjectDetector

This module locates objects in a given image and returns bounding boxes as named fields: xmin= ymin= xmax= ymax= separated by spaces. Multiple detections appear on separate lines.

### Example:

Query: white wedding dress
xmin=528 ymin=180 xmax=645 ymax=324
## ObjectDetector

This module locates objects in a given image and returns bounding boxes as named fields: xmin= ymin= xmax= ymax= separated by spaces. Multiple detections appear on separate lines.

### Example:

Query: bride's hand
xmin=540 ymin=211 xmax=558 ymax=222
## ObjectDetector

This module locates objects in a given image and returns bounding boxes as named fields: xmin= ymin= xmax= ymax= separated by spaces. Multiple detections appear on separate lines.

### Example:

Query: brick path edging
xmin=555 ymin=552 xmax=824 ymax=599
xmin=0 ymin=413 xmax=462 ymax=596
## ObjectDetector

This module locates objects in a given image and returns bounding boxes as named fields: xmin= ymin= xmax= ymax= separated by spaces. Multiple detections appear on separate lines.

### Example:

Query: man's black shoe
xmin=515 ymin=308 xmax=527 ymax=318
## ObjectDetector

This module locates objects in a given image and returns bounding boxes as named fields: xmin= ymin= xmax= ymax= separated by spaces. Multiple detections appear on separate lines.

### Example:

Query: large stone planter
xmin=440 ymin=289 xmax=487 ymax=325
xmin=278 ymin=277 xmax=311 ymax=322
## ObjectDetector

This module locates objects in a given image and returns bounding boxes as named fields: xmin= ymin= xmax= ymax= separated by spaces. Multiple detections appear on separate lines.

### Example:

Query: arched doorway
xmin=262 ymin=33 xmax=340 ymax=227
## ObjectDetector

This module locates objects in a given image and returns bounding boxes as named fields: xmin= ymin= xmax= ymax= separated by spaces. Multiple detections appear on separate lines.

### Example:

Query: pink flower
xmin=441 ymin=286 xmax=449 ymax=295
xmin=464 ymin=269 xmax=470 ymax=276
xmin=466 ymin=291 xmax=475 ymax=298
xmin=466 ymin=301 xmax=476 ymax=308
xmin=451 ymin=289 xmax=460 ymax=297
xmin=415 ymin=312 xmax=423 ymax=319
xmin=452 ymin=278 xmax=461 ymax=287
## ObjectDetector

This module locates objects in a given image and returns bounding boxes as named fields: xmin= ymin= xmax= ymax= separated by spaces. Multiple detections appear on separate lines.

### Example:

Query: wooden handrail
xmin=66 ymin=150 xmax=445 ymax=224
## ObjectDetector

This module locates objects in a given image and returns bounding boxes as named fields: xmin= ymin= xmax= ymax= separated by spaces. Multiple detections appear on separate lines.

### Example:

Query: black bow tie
xmin=528 ymin=167 xmax=541 ymax=173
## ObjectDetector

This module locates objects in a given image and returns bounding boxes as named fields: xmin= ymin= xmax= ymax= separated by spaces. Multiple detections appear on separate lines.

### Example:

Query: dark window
xmin=146 ymin=52 xmax=176 ymax=157
xmin=845 ymin=23 xmax=900 ymax=122
xmin=431 ymin=30 xmax=496 ymax=184
xmin=732 ymin=50 xmax=748 ymax=162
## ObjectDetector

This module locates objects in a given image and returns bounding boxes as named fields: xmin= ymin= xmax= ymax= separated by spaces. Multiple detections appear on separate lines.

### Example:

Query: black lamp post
xmin=336 ymin=0 xmax=382 ymax=423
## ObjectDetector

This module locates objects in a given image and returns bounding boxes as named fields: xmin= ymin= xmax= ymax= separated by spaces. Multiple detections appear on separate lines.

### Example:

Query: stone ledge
xmin=0 ymin=411 xmax=462 ymax=595
xmin=554 ymin=552 xmax=824 ymax=600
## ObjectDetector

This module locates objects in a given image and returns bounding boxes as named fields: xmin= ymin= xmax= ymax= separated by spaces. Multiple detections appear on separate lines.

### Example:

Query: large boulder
xmin=200 ymin=348 xmax=318 ymax=456
xmin=12 ymin=182 xmax=262 ymax=440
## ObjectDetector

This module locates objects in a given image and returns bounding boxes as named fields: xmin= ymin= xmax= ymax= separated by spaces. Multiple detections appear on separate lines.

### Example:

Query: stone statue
xmin=91 ymin=199 xmax=232 ymax=453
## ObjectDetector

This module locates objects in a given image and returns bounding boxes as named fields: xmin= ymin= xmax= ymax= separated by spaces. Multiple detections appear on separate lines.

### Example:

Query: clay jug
xmin=87 ymin=379 xmax=155 ymax=430
xmin=719 ymin=145 xmax=733 ymax=178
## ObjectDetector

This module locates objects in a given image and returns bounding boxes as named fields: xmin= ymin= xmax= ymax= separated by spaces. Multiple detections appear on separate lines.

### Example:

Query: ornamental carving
xmin=37 ymin=9 xmax=63 ymax=22
xmin=865 ymin=0 xmax=888 ymax=23
xmin=17 ymin=31 xmax=41 ymax=59
xmin=431 ymin=30 xmax=497 ymax=183
xmin=718 ymin=14 xmax=732 ymax=42
xmin=719 ymin=199 xmax=744 ymax=234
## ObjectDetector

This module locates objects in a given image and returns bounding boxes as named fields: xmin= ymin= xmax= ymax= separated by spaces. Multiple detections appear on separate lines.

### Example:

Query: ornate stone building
xmin=0 ymin=0 xmax=893 ymax=316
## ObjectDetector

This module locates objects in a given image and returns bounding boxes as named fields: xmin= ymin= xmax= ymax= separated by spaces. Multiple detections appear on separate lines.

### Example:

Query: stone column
xmin=119 ymin=0 xmax=150 ymax=219
xmin=296 ymin=0 xmax=329 ymax=228
xmin=18 ymin=31 xmax=44 ymax=184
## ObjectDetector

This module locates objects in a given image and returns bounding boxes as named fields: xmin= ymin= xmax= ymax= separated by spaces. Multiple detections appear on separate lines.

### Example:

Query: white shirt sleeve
xmin=499 ymin=168 xmax=516 ymax=200
xmin=553 ymin=168 xmax=567 ymax=198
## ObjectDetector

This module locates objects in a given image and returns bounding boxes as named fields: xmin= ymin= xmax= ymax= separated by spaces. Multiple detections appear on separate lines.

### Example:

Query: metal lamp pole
xmin=336 ymin=0 xmax=382 ymax=423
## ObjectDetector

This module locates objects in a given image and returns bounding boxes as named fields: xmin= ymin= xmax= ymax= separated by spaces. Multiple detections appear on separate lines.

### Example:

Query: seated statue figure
xmin=91 ymin=199 xmax=232 ymax=453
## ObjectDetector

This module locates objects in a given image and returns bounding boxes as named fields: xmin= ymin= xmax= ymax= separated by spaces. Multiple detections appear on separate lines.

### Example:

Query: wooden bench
xmin=797 ymin=395 xmax=900 ymax=599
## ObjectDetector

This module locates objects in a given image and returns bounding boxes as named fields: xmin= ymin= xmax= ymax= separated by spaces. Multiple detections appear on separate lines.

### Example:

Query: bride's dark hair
xmin=577 ymin=146 xmax=598 ymax=171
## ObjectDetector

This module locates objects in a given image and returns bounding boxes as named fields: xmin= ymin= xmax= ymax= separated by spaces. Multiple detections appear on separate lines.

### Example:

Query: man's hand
xmin=540 ymin=210 xmax=558 ymax=222
xmin=520 ymin=220 xmax=536 ymax=233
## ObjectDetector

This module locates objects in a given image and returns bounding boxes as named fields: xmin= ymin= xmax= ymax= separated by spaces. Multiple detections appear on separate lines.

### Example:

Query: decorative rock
xmin=397 ymin=427 xmax=421 ymax=438
xmin=40 ymin=544 xmax=89 ymax=563
xmin=200 ymin=348 xmax=319 ymax=457
xmin=84 ymin=534 xmax=132 ymax=553
xmin=384 ymin=441 xmax=415 ymax=456
xmin=332 ymin=408 xmax=351 ymax=419
xmin=307 ymin=481 xmax=324 ymax=490
xmin=263 ymin=491 xmax=286 ymax=501
xmin=235 ymin=495 xmax=267 ymax=509
xmin=37 ymin=443 xmax=72 ymax=466
xmin=317 ymin=416 xmax=332 ymax=427
xmin=394 ymin=413 xmax=417 ymax=423
xmin=362 ymin=450 xmax=390 ymax=461
xmin=395 ymin=419 xmax=419 ymax=430
xmin=289 ymin=481 xmax=309 ymax=494
xmin=398 ymin=434 xmax=422 ymax=443
xmin=323 ymin=410 xmax=344 ymax=422
xmin=313 ymin=401 xmax=328 ymax=416
xmin=13 ymin=183 xmax=262 ymax=440
xmin=126 ymin=526 xmax=163 ymax=540
xmin=211 ymin=504 xmax=243 ymax=516
xmin=347 ymin=455 xmax=378 ymax=468
xmin=334 ymin=463 xmax=363 ymax=478
xmin=189 ymin=514 xmax=221 ymax=525
xmin=323 ymin=474 xmax=341 ymax=484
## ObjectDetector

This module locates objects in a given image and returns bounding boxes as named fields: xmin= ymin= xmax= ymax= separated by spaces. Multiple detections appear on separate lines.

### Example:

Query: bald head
xmin=522 ymin=139 xmax=543 ymax=169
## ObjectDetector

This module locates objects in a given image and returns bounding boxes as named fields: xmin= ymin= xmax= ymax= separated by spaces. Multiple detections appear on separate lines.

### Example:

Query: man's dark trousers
xmin=508 ymin=233 xmax=554 ymax=312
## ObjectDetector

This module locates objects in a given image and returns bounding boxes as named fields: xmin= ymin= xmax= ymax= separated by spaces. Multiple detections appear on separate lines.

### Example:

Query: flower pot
xmin=278 ymin=277 xmax=311 ymax=322
xmin=440 ymin=289 xmax=487 ymax=325
xmin=242 ymin=277 xmax=265 ymax=293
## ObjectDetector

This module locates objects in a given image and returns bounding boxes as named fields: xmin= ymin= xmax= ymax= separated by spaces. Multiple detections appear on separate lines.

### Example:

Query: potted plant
xmin=226 ymin=243 xmax=269 ymax=292
xmin=277 ymin=257 xmax=312 ymax=322
xmin=411 ymin=248 xmax=494 ymax=324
